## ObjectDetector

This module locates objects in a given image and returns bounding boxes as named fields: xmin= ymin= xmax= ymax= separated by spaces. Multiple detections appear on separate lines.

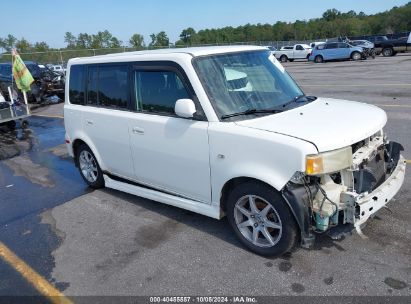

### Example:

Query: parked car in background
xmin=309 ymin=42 xmax=365 ymax=63
xmin=0 ymin=61 xmax=65 ymax=102
xmin=275 ymin=44 xmax=312 ymax=62
xmin=349 ymin=40 xmax=376 ymax=58
xmin=310 ymin=41 xmax=325 ymax=49
xmin=50 ymin=64 xmax=66 ymax=74
xmin=349 ymin=40 xmax=374 ymax=49
xmin=376 ymin=32 xmax=411 ymax=56
xmin=264 ymin=46 xmax=277 ymax=55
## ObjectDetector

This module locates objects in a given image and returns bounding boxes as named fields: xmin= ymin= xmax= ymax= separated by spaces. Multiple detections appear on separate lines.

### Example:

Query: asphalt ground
xmin=0 ymin=54 xmax=410 ymax=301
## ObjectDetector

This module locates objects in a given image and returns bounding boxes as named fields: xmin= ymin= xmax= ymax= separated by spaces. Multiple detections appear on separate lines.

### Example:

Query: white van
xmin=64 ymin=46 xmax=405 ymax=256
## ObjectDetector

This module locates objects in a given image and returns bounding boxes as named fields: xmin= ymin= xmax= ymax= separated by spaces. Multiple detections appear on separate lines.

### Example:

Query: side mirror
xmin=175 ymin=99 xmax=196 ymax=118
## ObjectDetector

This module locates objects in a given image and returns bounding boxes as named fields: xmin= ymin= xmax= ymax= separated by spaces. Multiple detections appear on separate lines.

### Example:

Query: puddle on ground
xmin=47 ymin=144 xmax=69 ymax=159
xmin=3 ymin=155 xmax=54 ymax=187
xmin=0 ymin=127 xmax=35 ymax=161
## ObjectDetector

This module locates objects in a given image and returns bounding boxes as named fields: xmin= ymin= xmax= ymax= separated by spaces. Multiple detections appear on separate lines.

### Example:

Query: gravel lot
xmin=1 ymin=54 xmax=410 ymax=298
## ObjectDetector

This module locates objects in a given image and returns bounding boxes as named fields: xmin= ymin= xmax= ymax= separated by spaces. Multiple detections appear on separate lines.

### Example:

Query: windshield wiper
xmin=221 ymin=108 xmax=281 ymax=120
xmin=280 ymin=94 xmax=317 ymax=109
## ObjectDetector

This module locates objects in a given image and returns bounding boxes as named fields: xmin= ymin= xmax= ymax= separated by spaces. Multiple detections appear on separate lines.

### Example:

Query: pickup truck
xmin=378 ymin=32 xmax=411 ymax=56
xmin=275 ymin=44 xmax=312 ymax=62
xmin=366 ymin=33 xmax=411 ymax=56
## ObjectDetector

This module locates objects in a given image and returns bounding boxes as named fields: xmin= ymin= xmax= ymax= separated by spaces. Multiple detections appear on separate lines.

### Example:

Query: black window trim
xmin=69 ymin=60 xmax=206 ymax=121
xmin=131 ymin=61 xmax=206 ymax=121
xmin=68 ymin=64 xmax=86 ymax=106
xmin=85 ymin=62 xmax=132 ymax=111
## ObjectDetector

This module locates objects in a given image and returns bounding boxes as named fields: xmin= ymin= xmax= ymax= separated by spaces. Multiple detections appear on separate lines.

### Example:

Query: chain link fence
xmin=1 ymin=31 xmax=408 ymax=66
xmin=0 ymin=40 xmax=320 ymax=66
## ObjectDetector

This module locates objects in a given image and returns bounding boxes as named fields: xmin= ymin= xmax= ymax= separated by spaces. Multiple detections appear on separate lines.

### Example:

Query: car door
xmin=324 ymin=43 xmax=338 ymax=60
xmin=338 ymin=43 xmax=351 ymax=59
xmin=294 ymin=45 xmax=305 ymax=59
xmin=128 ymin=63 xmax=211 ymax=204
xmin=81 ymin=63 xmax=135 ymax=179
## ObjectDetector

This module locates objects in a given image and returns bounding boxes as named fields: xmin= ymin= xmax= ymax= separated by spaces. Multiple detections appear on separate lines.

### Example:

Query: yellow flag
xmin=12 ymin=49 xmax=34 ymax=92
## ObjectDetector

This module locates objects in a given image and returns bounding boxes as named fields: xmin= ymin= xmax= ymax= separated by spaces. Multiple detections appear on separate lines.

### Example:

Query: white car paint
xmin=275 ymin=44 xmax=312 ymax=60
xmin=64 ymin=45 xmax=403 ymax=233
xmin=236 ymin=98 xmax=387 ymax=152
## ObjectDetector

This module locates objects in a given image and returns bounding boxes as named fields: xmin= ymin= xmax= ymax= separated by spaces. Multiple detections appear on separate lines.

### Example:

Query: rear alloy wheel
xmin=280 ymin=55 xmax=288 ymax=63
xmin=382 ymin=47 xmax=393 ymax=57
xmin=77 ymin=144 xmax=104 ymax=188
xmin=351 ymin=51 xmax=361 ymax=61
xmin=314 ymin=55 xmax=323 ymax=63
xmin=227 ymin=181 xmax=297 ymax=256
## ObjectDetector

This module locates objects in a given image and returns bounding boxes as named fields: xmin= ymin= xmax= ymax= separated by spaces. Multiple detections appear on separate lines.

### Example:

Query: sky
xmin=0 ymin=0 xmax=408 ymax=48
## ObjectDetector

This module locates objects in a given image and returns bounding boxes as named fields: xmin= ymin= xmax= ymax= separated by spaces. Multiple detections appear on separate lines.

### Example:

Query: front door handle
xmin=85 ymin=119 xmax=93 ymax=126
xmin=132 ymin=127 xmax=144 ymax=135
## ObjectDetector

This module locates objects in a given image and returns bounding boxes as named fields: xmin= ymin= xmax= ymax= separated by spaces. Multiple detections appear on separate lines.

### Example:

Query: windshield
xmin=193 ymin=50 xmax=304 ymax=120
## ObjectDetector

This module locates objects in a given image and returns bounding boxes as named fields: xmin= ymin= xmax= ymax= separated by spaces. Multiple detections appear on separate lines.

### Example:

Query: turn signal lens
xmin=306 ymin=155 xmax=324 ymax=175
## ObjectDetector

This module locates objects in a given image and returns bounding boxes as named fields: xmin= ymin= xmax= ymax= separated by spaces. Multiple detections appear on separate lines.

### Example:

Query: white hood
xmin=235 ymin=98 xmax=387 ymax=152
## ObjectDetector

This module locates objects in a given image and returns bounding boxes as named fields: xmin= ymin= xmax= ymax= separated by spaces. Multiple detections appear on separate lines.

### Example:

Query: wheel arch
xmin=219 ymin=176 xmax=315 ymax=248
xmin=71 ymin=137 xmax=105 ymax=170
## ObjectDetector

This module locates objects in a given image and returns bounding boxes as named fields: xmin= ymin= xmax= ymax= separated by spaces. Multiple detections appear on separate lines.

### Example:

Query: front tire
xmin=76 ymin=144 xmax=104 ymax=188
xmin=351 ymin=51 xmax=361 ymax=61
xmin=314 ymin=55 xmax=323 ymax=63
xmin=226 ymin=181 xmax=298 ymax=256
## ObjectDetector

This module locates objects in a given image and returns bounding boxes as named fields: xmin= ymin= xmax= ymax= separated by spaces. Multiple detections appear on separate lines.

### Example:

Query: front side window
xmin=296 ymin=45 xmax=304 ymax=50
xmin=134 ymin=70 xmax=189 ymax=115
xmin=193 ymin=50 xmax=304 ymax=120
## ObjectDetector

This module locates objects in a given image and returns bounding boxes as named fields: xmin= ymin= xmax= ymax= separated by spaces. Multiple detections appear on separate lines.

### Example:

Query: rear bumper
xmin=353 ymin=155 xmax=406 ymax=228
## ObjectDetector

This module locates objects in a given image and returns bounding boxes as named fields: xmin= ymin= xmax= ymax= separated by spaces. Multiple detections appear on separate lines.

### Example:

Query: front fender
xmin=208 ymin=122 xmax=317 ymax=205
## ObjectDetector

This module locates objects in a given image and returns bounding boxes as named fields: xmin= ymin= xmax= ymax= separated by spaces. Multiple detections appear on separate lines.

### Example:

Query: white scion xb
xmin=64 ymin=46 xmax=406 ymax=256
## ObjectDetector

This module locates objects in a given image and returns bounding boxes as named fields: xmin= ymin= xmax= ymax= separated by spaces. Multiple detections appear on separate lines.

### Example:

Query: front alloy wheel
xmin=234 ymin=195 xmax=282 ymax=247
xmin=226 ymin=181 xmax=297 ymax=256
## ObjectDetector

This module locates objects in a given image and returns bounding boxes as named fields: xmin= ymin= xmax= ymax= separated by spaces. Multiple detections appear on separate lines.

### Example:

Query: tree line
xmin=0 ymin=2 xmax=410 ymax=54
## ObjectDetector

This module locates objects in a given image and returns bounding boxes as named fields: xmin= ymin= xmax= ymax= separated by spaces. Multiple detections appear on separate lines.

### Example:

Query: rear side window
xmin=134 ymin=70 xmax=190 ymax=115
xmin=69 ymin=65 xmax=85 ymax=105
xmin=86 ymin=64 xmax=129 ymax=109
xmin=326 ymin=43 xmax=338 ymax=49
xmin=98 ymin=65 xmax=128 ymax=109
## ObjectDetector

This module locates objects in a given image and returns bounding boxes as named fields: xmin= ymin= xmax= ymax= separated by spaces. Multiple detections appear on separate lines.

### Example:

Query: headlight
xmin=306 ymin=146 xmax=352 ymax=175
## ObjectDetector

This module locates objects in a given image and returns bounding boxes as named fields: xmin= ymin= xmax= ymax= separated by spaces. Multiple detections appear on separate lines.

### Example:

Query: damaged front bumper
xmin=283 ymin=138 xmax=406 ymax=248
xmin=344 ymin=155 xmax=406 ymax=235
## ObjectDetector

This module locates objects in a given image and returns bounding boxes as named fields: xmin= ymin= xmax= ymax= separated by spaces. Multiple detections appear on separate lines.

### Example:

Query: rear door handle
xmin=132 ymin=127 xmax=144 ymax=135
xmin=85 ymin=119 xmax=94 ymax=126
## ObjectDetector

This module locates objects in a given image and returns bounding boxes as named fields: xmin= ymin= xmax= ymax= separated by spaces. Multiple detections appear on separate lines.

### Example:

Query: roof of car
xmin=69 ymin=45 xmax=267 ymax=64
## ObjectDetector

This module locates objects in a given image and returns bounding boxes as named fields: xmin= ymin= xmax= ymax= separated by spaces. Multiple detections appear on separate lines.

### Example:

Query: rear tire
xmin=382 ymin=47 xmax=394 ymax=57
xmin=314 ymin=55 xmax=324 ymax=63
xmin=280 ymin=55 xmax=288 ymax=63
xmin=76 ymin=144 xmax=105 ymax=188
xmin=226 ymin=181 xmax=298 ymax=256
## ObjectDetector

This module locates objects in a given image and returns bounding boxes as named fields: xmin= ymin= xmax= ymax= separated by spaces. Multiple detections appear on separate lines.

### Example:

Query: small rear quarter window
xmin=69 ymin=65 xmax=85 ymax=105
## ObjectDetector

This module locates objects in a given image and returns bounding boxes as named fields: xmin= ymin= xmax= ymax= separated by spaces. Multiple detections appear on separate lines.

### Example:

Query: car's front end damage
xmin=283 ymin=130 xmax=406 ymax=247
